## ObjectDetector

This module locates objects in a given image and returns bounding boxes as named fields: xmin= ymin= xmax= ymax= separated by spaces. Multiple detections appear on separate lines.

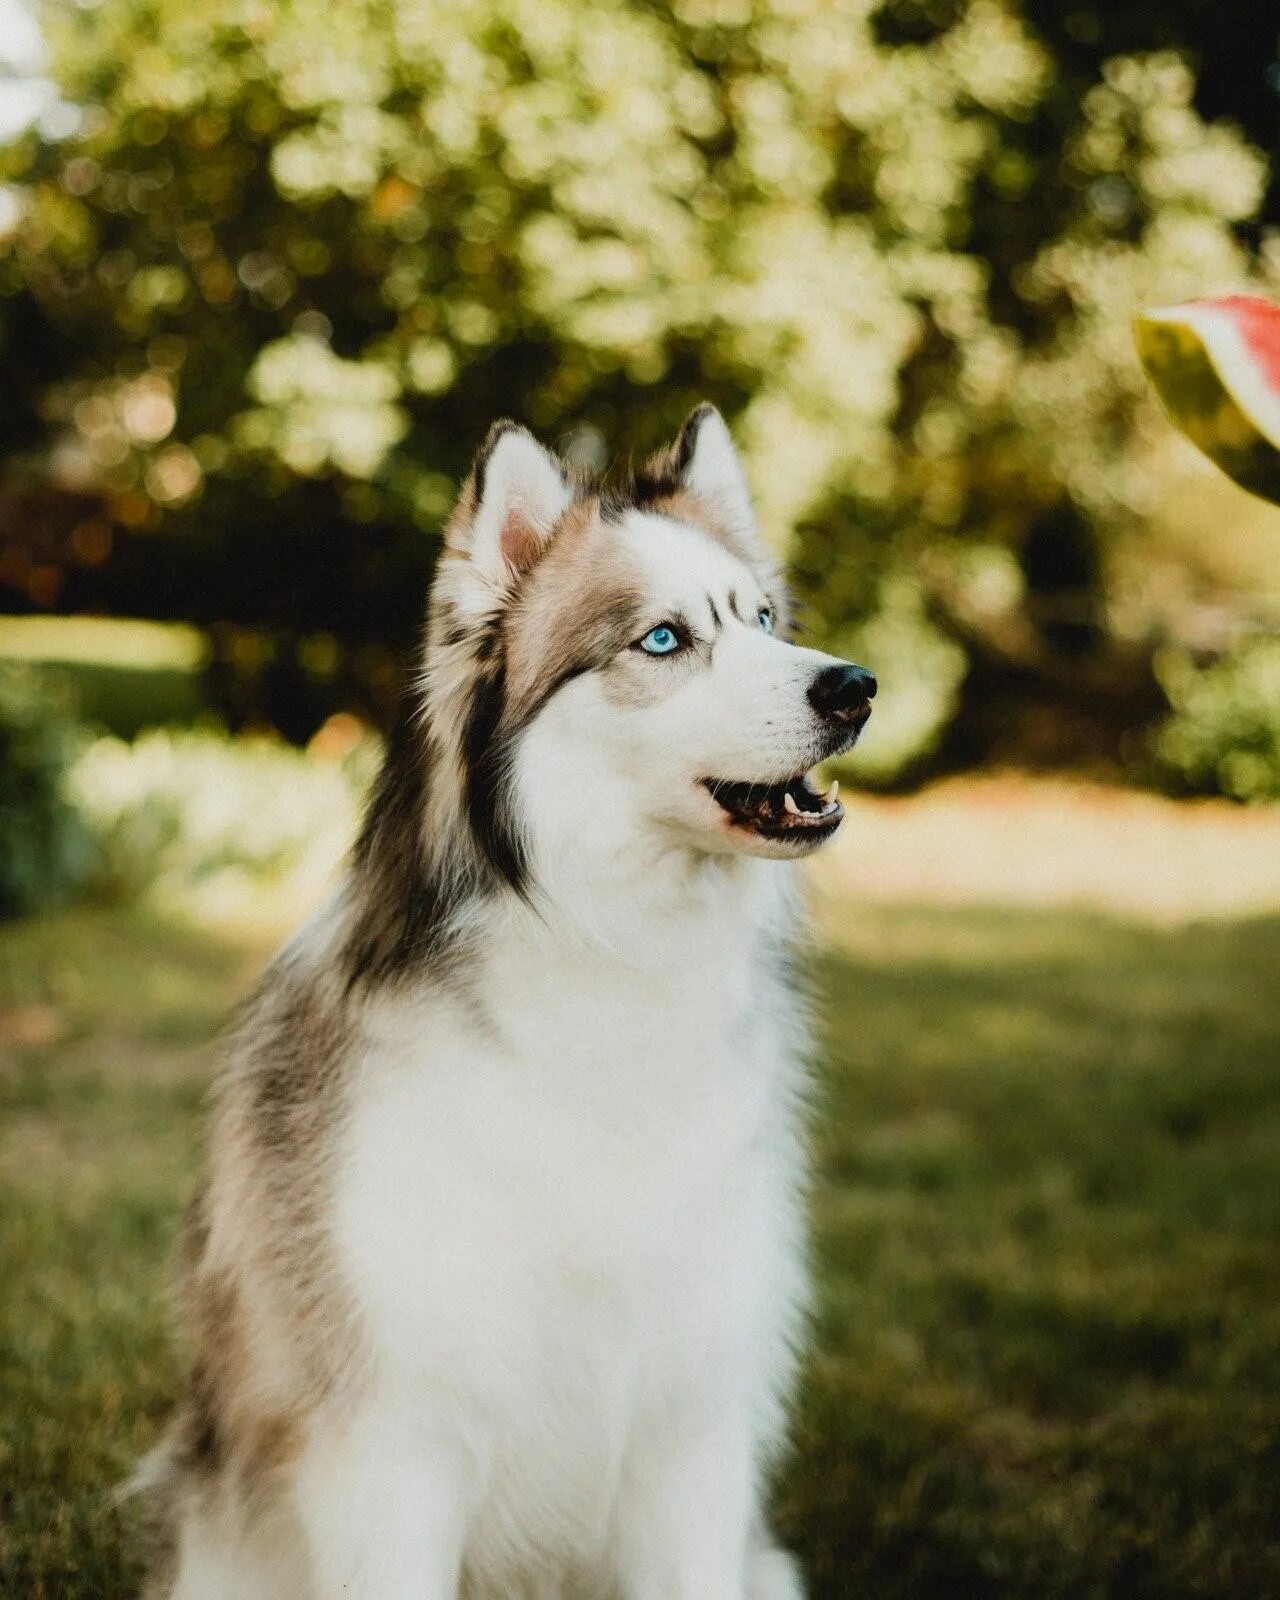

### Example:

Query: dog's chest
xmin=341 ymin=968 xmax=770 ymax=1330
xmin=331 ymin=961 xmax=784 ymax=1532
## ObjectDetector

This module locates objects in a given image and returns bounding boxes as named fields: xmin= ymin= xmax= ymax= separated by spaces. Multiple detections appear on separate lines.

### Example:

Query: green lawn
xmin=2 ymin=902 xmax=1278 ymax=1598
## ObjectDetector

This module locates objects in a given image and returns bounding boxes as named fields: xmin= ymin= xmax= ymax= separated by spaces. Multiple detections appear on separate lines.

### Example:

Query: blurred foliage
xmin=67 ymin=719 xmax=376 ymax=914
xmin=0 ymin=614 xmax=210 ymax=735
xmin=0 ymin=663 xmax=95 ymax=915
xmin=0 ymin=0 xmax=1278 ymax=771
xmin=1156 ymin=638 xmax=1280 ymax=800
xmin=828 ymin=574 xmax=968 ymax=785
xmin=0 ymin=612 xmax=376 ymax=916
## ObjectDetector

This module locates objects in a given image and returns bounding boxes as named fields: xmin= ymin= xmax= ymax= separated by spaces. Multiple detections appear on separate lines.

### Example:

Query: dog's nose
xmin=808 ymin=662 xmax=877 ymax=721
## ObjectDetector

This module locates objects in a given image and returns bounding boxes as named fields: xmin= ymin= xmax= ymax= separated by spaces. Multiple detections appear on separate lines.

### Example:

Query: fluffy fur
xmin=137 ymin=406 xmax=874 ymax=1600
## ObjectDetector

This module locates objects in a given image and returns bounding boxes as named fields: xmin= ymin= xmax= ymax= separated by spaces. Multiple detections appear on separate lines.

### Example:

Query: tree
xmin=0 ymin=0 xmax=1273 ymax=763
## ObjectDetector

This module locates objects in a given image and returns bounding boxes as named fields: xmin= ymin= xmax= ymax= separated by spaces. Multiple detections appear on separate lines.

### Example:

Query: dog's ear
xmin=453 ymin=421 xmax=570 ymax=586
xmin=669 ymin=404 xmax=756 ymax=543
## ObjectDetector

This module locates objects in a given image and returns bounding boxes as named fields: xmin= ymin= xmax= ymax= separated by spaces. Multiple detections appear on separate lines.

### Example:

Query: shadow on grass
xmin=782 ymin=907 xmax=1280 ymax=1599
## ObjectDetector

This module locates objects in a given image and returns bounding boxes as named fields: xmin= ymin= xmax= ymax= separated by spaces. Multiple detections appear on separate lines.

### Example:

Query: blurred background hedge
xmin=0 ymin=662 xmax=95 ymax=913
xmin=0 ymin=0 xmax=1278 ymax=794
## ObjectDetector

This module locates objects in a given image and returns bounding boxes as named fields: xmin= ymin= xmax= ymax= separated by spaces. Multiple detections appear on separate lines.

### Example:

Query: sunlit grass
xmin=1 ymin=901 xmax=1278 ymax=1597
xmin=822 ymin=776 xmax=1280 ymax=923
xmin=0 ymin=617 xmax=208 ymax=671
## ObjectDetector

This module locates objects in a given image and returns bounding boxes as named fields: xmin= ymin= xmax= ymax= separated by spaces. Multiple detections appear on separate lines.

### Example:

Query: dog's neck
xmin=482 ymin=843 xmax=794 ymax=988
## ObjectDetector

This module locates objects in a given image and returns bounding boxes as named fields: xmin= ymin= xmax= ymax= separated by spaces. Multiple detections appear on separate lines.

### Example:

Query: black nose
xmin=808 ymin=662 xmax=877 ymax=721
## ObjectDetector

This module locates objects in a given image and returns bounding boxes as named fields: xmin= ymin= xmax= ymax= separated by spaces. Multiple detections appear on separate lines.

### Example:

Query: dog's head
xmin=420 ymin=407 xmax=875 ymax=885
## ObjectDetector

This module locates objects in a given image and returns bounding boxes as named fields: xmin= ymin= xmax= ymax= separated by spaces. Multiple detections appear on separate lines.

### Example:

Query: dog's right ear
xmin=648 ymin=403 xmax=759 ymax=552
xmin=450 ymin=421 xmax=570 ymax=590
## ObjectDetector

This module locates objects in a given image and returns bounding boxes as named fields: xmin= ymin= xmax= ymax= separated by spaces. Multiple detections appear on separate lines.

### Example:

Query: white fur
xmin=682 ymin=407 xmax=757 ymax=541
xmin=165 ymin=447 xmax=864 ymax=1598
xmin=310 ymin=859 xmax=808 ymax=1600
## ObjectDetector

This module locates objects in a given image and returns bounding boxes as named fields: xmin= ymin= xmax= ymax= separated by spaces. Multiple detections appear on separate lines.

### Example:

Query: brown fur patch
xmin=154 ymin=961 xmax=357 ymax=1487
xmin=503 ymin=498 xmax=648 ymax=723
xmin=165 ymin=1238 xmax=303 ymax=1506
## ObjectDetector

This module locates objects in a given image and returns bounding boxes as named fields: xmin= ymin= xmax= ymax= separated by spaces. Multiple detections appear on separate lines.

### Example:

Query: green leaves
xmin=2 ymin=0 xmax=1277 ymax=774
xmin=238 ymin=336 xmax=408 ymax=479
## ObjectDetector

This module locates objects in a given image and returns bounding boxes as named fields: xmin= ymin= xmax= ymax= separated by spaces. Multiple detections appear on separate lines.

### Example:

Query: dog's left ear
xmin=670 ymin=404 xmax=756 ymax=541
xmin=454 ymin=420 xmax=571 ymax=587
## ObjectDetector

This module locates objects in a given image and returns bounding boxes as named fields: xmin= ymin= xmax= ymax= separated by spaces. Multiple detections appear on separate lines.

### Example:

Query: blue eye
xmin=639 ymin=624 xmax=680 ymax=656
xmin=758 ymin=607 xmax=774 ymax=634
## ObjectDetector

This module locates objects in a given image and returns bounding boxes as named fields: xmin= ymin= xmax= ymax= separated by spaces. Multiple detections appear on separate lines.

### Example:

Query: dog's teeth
xmin=783 ymin=791 xmax=802 ymax=816
xmin=829 ymin=780 xmax=839 ymax=804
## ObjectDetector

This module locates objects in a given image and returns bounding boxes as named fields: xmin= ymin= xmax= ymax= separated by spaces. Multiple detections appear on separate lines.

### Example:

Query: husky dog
xmin=139 ymin=406 xmax=875 ymax=1600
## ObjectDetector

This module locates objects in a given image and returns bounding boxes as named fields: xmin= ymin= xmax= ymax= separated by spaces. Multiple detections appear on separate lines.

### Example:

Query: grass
xmin=0 ymin=910 xmax=251 ymax=1598
xmin=2 ymin=901 xmax=1278 ymax=1598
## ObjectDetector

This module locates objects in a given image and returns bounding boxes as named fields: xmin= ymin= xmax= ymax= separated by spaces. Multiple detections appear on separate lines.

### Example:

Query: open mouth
xmin=702 ymin=771 xmax=844 ymax=842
